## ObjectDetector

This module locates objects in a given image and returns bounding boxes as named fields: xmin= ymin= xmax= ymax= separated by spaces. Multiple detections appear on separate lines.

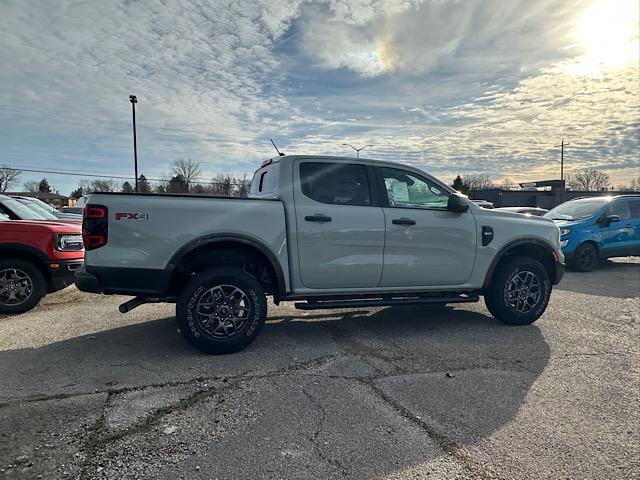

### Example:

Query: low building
xmin=470 ymin=180 xmax=635 ymax=209
xmin=5 ymin=191 xmax=70 ymax=208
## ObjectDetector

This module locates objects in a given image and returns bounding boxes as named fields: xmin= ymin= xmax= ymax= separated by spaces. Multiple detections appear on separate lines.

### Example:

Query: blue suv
xmin=544 ymin=195 xmax=640 ymax=271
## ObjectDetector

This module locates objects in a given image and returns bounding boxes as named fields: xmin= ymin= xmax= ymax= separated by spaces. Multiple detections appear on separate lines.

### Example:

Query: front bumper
xmin=554 ymin=261 xmax=565 ymax=284
xmin=49 ymin=260 xmax=84 ymax=292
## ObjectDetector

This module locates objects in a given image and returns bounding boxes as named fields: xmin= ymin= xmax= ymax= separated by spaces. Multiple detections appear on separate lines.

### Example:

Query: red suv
xmin=0 ymin=217 xmax=84 ymax=313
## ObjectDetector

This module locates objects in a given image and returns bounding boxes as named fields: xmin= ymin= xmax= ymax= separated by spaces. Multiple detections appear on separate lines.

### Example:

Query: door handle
xmin=392 ymin=217 xmax=416 ymax=225
xmin=305 ymin=214 xmax=332 ymax=222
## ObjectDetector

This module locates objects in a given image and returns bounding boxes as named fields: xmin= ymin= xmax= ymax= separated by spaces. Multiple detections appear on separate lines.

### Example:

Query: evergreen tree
xmin=69 ymin=187 xmax=84 ymax=199
xmin=451 ymin=175 xmax=468 ymax=195
xmin=138 ymin=175 xmax=152 ymax=193
xmin=121 ymin=181 xmax=134 ymax=193
xmin=166 ymin=174 xmax=188 ymax=193
xmin=38 ymin=178 xmax=52 ymax=193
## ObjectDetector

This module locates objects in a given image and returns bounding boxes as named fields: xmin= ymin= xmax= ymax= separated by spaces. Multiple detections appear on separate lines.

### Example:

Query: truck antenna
xmin=270 ymin=138 xmax=285 ymax=156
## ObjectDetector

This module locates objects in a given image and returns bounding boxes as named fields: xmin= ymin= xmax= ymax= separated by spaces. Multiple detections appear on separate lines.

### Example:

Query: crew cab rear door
xmin=293 ymin=159 xmax=385 ymax=289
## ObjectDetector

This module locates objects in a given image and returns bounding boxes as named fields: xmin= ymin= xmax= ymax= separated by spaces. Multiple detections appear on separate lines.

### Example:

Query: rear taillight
xmin=83 ymin=204 xmax=108 ymax=250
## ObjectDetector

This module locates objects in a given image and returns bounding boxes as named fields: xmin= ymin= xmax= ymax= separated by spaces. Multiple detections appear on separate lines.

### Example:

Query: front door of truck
xmin=376 ymin=166 xmax=477 ymax=287
xmin=294 ymin=159 xmax=385 ymax=289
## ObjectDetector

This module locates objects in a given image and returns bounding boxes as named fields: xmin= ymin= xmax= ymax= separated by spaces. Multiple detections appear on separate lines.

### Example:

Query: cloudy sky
xmin=1 ymin=0 xmax=639 ymax=195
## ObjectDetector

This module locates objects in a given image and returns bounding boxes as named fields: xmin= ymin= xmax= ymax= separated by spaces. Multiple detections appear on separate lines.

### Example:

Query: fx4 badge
xmin=115 ymin=212 xmax=150 ymax=221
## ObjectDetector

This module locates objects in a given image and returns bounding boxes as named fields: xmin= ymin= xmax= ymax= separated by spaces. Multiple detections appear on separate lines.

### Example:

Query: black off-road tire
xmin=0 ymin=259 xmax=47 ymax=314
xmin=484 ymin=256 xmax=551 ymax=326
xmin=572 ymin=242 xmax=598 ymax=272
xmin=176 ymin=266 xmax=267 ymax=354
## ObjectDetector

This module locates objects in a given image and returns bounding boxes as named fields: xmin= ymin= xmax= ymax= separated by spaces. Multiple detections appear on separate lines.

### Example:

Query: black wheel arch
xmin=166 ymin=234 xmax=287 ymax=297
xmin=483 ymin=239 xmax=559 ymax=290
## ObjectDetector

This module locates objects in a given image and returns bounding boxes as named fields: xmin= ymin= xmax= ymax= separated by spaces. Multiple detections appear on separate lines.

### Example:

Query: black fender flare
xmin=0 ymin=243 xmax=50 ymax=263
xmin=166 ymin=233 xmax=287 ymax=295
xmin=482 ymin=239 xmax=557 ymax=289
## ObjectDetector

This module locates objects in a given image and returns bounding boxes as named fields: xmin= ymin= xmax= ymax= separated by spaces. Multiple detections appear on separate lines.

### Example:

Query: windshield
xmin=27 ymin=197 xmax=57 ymax=213
xmin=16 ymin=198 xmax=58 ymax=217
xmin=0 ymin=197 xmax=57 ymax=220
xmin=544 ymin=200 xmax=606 ymax=221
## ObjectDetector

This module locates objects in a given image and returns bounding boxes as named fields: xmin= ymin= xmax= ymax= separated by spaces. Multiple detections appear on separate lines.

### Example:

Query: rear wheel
xmin=573 ymin=242 xmax=598 ymax=272
xmin=485 ymin=256 xmax=551 ymax=326
xmin=0 ymin=259 xmax=47 ymax=314
xmin=176 ymin=266 xmax=267 ymax=354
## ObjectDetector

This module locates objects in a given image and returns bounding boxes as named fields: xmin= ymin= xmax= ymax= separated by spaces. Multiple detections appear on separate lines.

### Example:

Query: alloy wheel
xmin=0 ymin=268 xmax=33 ymax=307
xmin=195 ymin=284 xmax=252 ymax=338
xmin=506 ymin=270 xmax=542 ymax=314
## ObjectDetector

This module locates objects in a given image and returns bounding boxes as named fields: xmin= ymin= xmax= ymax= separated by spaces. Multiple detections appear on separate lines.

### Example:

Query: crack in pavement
xmin=301 ymin=386 xmax=350 ymax=479
xmin=358 ymin=378 xmax=503 ymax=480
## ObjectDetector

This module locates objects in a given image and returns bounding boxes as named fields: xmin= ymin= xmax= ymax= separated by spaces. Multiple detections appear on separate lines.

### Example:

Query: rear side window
xmin=629 ymin=199 xmax=640 ymax=218
xmin=300 ymin=162 xmax=371 ymax=206
xmin=250 ymin=162 xmax=279 ymax=198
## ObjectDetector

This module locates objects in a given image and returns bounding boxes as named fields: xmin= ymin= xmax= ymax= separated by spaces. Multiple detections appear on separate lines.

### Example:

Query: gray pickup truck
xmin=76 ymin=155 xmax=564 ymax=354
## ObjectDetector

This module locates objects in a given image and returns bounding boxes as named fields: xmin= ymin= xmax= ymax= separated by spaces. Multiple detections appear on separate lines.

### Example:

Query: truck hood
xmin=479 ymin=207 xmax=556 ymax=224
xmin=0 ymin=219 xmax=82 ymax=233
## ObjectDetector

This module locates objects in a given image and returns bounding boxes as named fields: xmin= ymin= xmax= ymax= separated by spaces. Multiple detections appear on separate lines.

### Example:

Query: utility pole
xmin=554 ymin=138 xmax=569 ymax=201
xmin=342 ymin=143 xmax=373 ymax=158
xmin=129 ymin=95 xmax=139 ymax=192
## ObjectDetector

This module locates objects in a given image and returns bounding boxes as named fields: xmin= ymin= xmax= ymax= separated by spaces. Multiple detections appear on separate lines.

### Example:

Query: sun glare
xmin=575 ymin=0 xmax=639 ymax=70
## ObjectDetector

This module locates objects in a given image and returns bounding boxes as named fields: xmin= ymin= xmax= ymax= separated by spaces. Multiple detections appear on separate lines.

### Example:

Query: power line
xmin=7 ymin=165 xmax=250 ymax=186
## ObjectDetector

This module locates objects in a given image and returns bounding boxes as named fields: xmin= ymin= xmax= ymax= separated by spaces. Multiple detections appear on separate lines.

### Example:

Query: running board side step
xmin=294 ymin=294 xmax=479 ymax=310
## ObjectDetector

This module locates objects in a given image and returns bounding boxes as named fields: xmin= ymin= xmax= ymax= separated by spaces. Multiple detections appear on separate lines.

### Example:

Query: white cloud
xmin=0 ymin=0 xmax=638 ymax=194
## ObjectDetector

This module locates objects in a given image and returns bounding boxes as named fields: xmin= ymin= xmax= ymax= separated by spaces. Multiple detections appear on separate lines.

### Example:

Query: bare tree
xmin=23 ymin=181 xmax=40 ymax=193
xmin=172 ymin=159 xmax=201 ymax=191
xmin=462 ymin=174 xmax=494 ymax=191
xmin=500 ymin=177 xmax=515 ymax=190
xmin=566 ymin=169 xmax=610 ymax=191
xmin=235 ymin=174 xmax=251 ymax=197
xmin=0 ymin=165 xmax=21 ymax=192
xmin=78 ymin=178 xmax=119 ymax=193
xmin=628 ymin=177 xmax=640 ymax=192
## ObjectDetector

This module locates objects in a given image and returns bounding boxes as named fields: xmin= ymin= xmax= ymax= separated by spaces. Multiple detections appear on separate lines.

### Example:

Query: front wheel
xmin=176 ymin=266 xmax=267 ymax=354
xmin=484 ymin=256 xmax=551 ymax=326
xmin=572 ymin=242 xmax=598 ymax=272
xmin=0 ymin=259 xmax=47 ymax=314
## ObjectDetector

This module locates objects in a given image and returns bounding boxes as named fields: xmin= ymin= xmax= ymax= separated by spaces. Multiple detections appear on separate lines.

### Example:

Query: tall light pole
xmin=343 ymin=143 xmax=373 ymax=158
xmin=554 ymin=138 xmax=569 ymax=201
xmin=129 ymin=95 xmax=139 ymax=192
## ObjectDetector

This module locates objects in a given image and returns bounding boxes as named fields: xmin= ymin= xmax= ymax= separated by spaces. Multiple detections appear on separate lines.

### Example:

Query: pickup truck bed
xmin=78 ymin=193 xmax=288 ymax=297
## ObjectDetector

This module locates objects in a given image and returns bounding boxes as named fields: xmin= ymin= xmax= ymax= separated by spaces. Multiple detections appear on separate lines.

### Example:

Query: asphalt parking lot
xmin=1 ymin=259 xmax=638 ymax=480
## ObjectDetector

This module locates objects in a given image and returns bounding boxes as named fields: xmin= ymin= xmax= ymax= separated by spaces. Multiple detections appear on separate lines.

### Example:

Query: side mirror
xmin=605 ymin=214 xmax=620 ymax=225
xmin=447 ymin=193 xmax=469 ymax=213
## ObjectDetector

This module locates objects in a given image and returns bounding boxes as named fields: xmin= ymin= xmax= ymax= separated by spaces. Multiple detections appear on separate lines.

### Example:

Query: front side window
xmin=380 ymin=167 xmax=449 ymax=209
xmin=606 ymin=200 xmax=631 ymax=220
xmin=300 ymin=162 xmax=371 ymax=206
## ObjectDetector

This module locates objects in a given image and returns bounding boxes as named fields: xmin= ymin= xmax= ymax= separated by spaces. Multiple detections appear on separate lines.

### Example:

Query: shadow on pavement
xmin=0 ymin=304 xmax=551 ymax=478
xmin=557 ymin=259 xmax=640 ymax=298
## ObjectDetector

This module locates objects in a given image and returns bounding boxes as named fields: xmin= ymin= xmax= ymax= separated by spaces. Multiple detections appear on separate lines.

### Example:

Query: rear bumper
xmin=75 ymin=265 xmax=171 ymax=296
xmin=74 ymin=266 xmax=101 ymax=293
xmin=49 ymin=260 xmax=84 ymax=292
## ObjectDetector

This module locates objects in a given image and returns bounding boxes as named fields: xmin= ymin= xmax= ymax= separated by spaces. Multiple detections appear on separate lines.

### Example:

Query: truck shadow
xmin=0 ymin=304 xmax=549 ymax=475
xmin=557 ymin=258 xmax=640 ymax=298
